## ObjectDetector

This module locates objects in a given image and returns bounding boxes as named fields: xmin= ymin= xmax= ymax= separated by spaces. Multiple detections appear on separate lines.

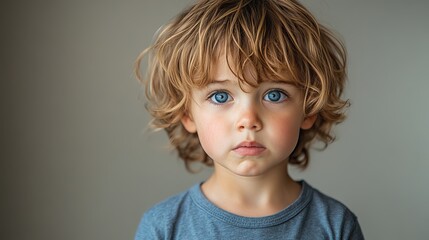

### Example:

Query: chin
xmin=233 ymin=161 xmax=268 ymax=176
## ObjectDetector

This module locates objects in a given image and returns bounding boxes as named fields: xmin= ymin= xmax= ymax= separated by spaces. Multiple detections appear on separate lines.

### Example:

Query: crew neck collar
xmin=189 ymin=180 xmax=313 ymax=228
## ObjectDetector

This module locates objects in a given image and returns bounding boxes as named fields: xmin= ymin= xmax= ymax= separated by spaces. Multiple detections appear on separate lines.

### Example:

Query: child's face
xmin=181 ymin=56 xmax=316 ymax=177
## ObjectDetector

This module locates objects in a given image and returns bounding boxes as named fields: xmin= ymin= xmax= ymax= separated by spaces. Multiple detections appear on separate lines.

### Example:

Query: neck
xmin=201 ymin=162 xmax=301 ymax=217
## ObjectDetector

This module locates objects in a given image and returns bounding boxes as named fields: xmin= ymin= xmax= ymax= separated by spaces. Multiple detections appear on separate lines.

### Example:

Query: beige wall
xmin=2 ymin=0 xmax=428 ymax=239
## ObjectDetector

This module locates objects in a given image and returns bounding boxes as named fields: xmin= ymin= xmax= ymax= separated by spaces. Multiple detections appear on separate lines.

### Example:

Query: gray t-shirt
xmin=135 ymin=181 xmax=364 ymax=239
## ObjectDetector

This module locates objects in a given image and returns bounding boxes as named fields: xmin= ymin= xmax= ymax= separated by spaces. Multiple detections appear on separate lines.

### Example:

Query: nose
xmin=236 ymin=105 xmax=262 ymax=132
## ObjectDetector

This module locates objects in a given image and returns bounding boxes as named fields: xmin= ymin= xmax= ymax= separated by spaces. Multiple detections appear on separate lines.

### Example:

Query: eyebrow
xmin=208 ymin=79 xmax=295 ymax=84
xmin=205 ymin=79 xmax=298 ymax=89
xmin=263 ymin=80 xmax=296 ymax=85
xmin=206 ymin=79 xmax=234 ymax=87
xmin=208 ymin=79 xmax=232 ymax=83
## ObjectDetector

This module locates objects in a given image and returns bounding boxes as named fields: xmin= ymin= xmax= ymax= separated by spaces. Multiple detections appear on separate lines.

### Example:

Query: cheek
xmin=266 ymin=115 xmax=303 ymax=150
xmin=195 ymin=114 xmax=230 ymax=156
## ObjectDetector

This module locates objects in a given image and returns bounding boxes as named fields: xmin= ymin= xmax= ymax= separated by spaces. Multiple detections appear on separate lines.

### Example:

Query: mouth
xmin=233 ymin=141 xmax=266 ymax=156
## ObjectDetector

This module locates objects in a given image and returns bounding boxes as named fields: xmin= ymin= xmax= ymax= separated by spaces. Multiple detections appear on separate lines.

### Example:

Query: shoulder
xmin=145 ymin=190 xmax=189 ymax=218
xmin=303 ymin=181 xmax=364 ymax=239
xmin=308 ymin=183 xmax=355 ymax=216
xmin=134 ymin=187 xmax=193 ymax=240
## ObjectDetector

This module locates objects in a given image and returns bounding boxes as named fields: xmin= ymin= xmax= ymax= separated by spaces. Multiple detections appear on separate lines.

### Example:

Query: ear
xmin=300 ymin=114 xmax=317 ymax=130
xmin=181 ymin=113 xmax=197 ymax=133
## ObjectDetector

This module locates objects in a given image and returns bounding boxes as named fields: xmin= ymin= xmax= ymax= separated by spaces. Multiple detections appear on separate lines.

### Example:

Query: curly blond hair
xmin=135 ymin=0 xmax=348 ymax=171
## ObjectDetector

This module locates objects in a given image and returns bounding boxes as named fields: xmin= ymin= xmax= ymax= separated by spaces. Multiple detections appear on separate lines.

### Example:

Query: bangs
xmin=183 ymin=0 xmax=311 ymax=89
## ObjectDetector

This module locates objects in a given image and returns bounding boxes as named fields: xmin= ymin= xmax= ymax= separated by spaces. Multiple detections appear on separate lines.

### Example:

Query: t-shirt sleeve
xmin=348 ymin=217 xmax=365 ymax=240
xmin=134 ymin=191 xmax=187 ymax=239
xmin=134 ymin=211 xmax=162 ymax=240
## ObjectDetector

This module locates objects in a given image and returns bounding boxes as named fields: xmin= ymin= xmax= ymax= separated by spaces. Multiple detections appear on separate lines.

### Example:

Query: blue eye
xmin=264 ymin=90 xmax=287 ymax=102
xmin=209 ymin=91 xmax=231 ymax=104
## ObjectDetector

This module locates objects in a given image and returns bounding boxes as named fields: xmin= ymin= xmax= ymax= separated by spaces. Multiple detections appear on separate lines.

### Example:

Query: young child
xmin=135 ymin=0 xmax=364 ymax=239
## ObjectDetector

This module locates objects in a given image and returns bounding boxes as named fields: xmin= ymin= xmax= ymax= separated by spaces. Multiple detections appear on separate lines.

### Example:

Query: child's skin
xmin=181 ymin=54 xmax=317 ymax=217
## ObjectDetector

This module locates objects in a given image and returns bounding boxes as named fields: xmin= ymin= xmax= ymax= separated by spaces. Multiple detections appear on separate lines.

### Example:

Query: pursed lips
xmin=233 ymin=141 xmax=266 ymax=156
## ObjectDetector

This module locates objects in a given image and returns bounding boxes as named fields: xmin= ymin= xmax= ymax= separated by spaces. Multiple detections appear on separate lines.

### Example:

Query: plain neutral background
xmin=2 ymin=0 xmax=428 ymax=239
